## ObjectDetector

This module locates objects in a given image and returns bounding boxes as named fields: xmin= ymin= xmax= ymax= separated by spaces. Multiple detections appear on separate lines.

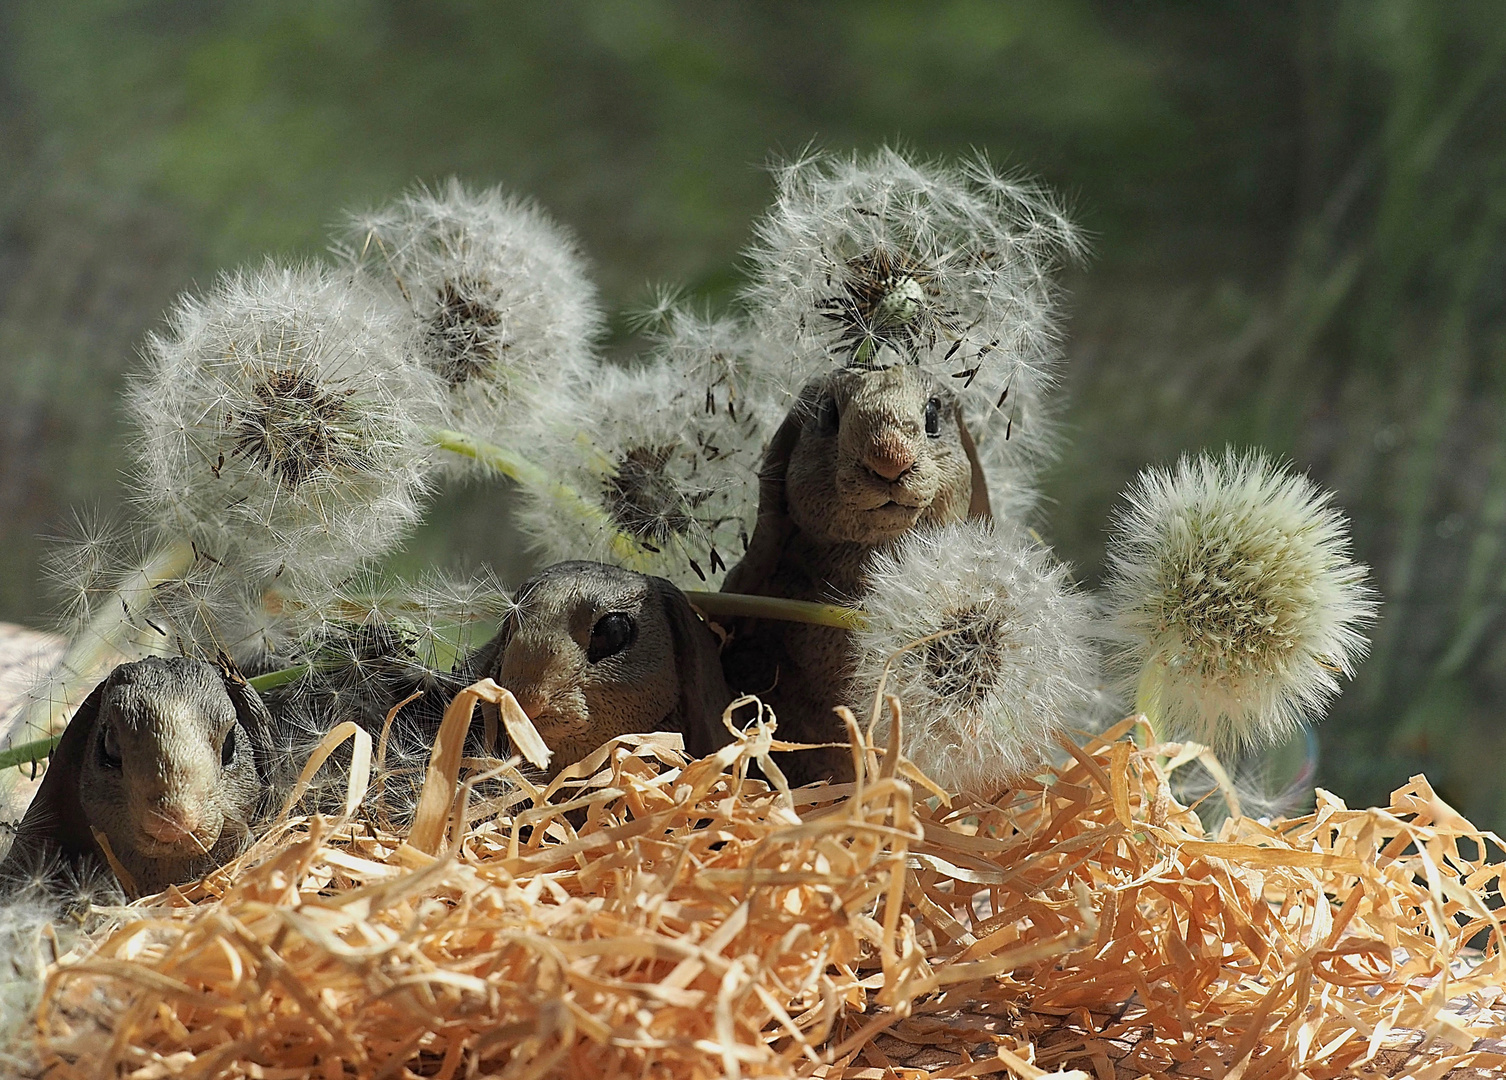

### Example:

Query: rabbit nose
xmin=143 ymin=807 xmax=200 ymax=844
xmin=865 ymin=446 xmax=917 ymax=482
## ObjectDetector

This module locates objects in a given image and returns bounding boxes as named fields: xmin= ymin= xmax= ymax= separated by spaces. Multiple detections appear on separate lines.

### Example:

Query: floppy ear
xmin=1 ymin=677 xmax=112 ymax=874
xmin=217 ymin=656 xmax=277 ymax=783
xmin=957 ymin=416 xmax=993 ymax=522
xmin=721 ymin=392 xmax=809 ymax=596
xmin=458 ymin=611 xmax=514 ymax=684
xmin=653 ymin=577 xmax=733 ymax=759
xmin=452 ymin=613 xmax=516 ymax=755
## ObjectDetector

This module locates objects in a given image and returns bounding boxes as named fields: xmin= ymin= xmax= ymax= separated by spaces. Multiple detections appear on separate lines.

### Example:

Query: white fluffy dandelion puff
xmin=128 ymin=261 xmax=445 ymax=595
xmin=742 ymin=147 xmax=1083 ymax=512
xmin=1102 ymin=449 xmax=1378 ymax=750
xmin=514 ymin=315 xmax=771 ymax=588
xmin=851 ymin=519 xmax=1099 ymax=796
xmin=339 ymin=178 xmax=604 ymax=453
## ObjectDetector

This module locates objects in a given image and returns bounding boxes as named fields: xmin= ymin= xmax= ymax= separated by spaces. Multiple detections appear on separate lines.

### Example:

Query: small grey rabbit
xmin=721 ymin=363 xmax=991 ymax=784
xmin=464 ymin=561 xmax=733 ymax=772
xmin=0 ymin=656 xmax=274 ymax=896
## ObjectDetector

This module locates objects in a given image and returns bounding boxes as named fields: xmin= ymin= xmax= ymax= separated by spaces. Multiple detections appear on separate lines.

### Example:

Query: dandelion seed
xmin=128 ymin=261 xmax=445 ymax=598
xmin=41 ymin=508 xmax=132 ymax=632
xmin=851 ymin=519 xmax=1099 ymax=795
xmin=229 ymin=367 xmax=372 ymax=487
xmin=817 ymin=247 xmax=958 ymax=365
xmin=1102 ymin=449 xmax=1377 ymax=750
xmin=339 ymin=178 xmax=604 ymax=453
xmin=0 ymin=850 xmax=124 ymax=1071
xmin=514 ymin=312 xmax=771 ymax=588
xmin=742 ymin=147 xmax=1083 ymax=522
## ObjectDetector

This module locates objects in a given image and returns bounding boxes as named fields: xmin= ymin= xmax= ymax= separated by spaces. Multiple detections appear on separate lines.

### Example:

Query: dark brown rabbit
xmin=465 ymin=561 xmax=733 ymax=772
xmin=0 ymin=656 xmax=275 ymax=896
xmin=721 ymin=363 xmax=991 ymax=785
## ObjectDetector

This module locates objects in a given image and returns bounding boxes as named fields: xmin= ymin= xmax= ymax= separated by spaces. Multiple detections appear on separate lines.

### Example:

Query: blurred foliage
xmin=1 ymin=1 xmax=1504 ymax=824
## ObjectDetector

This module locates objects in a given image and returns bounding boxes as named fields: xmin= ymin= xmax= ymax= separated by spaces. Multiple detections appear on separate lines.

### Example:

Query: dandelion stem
xmin=426 ymin=427 xmax=652 ymax=568
xmin=684 ymin=591 xmax=869 ymax=630
xmin=0 ymin=734 xmax=62 ymax=771
xmin=247 ymin=665 xmax=312 ymax=693
xmin=15 ymin=539 xmax=195 ymax=740
xmin=1133 ymin=663 xmax=1164 ymax=746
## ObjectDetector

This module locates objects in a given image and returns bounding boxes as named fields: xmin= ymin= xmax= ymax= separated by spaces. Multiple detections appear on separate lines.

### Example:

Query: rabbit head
xmin=774 ymin=364 xmax=988 ymax=548
xmin=471 ymin=561 xmax=731 ymax=772
xmin=3 ymin=656 xmax=274 ymax=895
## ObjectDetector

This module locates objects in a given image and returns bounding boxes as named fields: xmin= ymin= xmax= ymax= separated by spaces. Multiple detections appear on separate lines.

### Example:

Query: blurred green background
xmin=2 ymin=1 xmax=1504 ymax=824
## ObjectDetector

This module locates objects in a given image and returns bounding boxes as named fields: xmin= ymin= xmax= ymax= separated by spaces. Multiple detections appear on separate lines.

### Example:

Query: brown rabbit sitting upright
xmin=465 ymin=561 xmax=733 ymax=773
xmin=0 ymin=656 xmax=275 ymax=896
xmin=720 ymin=363 xmax=991 ymax=785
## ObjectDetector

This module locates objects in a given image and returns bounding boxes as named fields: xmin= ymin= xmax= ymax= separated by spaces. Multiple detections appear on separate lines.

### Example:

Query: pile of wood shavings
xmin=29 ymin=685 xmax=1506 ymax=1079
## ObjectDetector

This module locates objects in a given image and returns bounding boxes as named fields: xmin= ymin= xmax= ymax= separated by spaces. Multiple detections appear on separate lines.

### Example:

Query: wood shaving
xmin=28 ymin=689 xmax=1506 ymax=1079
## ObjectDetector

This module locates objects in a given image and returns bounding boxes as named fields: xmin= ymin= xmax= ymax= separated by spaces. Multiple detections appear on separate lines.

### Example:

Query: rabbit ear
xmin=722 ymin=392 xmax=809 ymax=596
xmin=653 ymin=577 xmax=732 ymax=759
xmin=1 ymin=677 xmax=112 ymax=874
xmin=453 ymin=613 xmax=516 ymax=755
xmin=957 ymin=416 xmax=993 ymax=522
xmin=461 ymin=611 xmax=515 ymax=683
xmin=216 ymin=656 xmax=277 ymax=782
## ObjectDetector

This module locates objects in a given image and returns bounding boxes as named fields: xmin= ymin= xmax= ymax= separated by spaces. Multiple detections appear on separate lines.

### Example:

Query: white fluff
xmin=0 ymin=859 xmax=126 ymax=1075
xmin=741 ymin=148 xmax=1084 ymax=523
xmin=128 ymin=262 xmax=446 ymax=602
xmin=514 ymin=311 xmax=774 ymax=589
xmin=339 ymin=178 xmax=604 ymax=460
xmin=852 ymin=519 xmax=1099 ymax=795
xmin=1102 ymin=449 xmax=1378 ymax=750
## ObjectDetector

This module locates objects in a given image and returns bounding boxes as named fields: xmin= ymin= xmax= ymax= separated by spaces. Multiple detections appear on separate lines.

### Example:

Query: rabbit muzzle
xmin=842 ymin=458 xmax=938 ymax=511
xmin=132 ymin=799 xmax=225 ymax=858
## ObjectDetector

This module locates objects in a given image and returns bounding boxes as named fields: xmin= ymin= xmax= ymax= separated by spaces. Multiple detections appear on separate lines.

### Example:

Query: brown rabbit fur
xmin=721 ymin=363 xmax=991 ymax=785
xmin=0 ymin=656 xmax=275 ymax=896
xmin=465 ymin=561 xmax=733 ymax=773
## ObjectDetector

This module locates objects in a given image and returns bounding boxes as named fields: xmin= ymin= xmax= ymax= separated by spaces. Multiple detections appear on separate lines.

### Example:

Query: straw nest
xmin=24 ymin=682 xmax=1506 ymax=1079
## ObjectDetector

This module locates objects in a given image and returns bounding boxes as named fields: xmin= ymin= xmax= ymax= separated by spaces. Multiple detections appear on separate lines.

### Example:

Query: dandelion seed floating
xmin=129 ymin=262 xmax=444 ymax=597
xmin=852 ymin=519 xmax=1099 ymax=796
xmin=340 ymin=178 xmax=604 ymax=451
xmin=1103 ymin=449 xmax=1378 ymax=750
xmin=742 ymin=148 xmax=1083 ymax=522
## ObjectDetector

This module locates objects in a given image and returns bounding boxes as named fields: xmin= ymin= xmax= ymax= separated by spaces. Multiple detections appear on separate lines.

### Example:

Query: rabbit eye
xmin=220 ymin=725 xmax=237 ymax=768
xmin=588 ymin=612 xmax=637 ymax=663
xmin=817 ymin=395 xmax=840 ymax=435
xmin=924 ymin=396 xmax=943 ymax=438
xmin=100 ymin=724 xmax=122 ymax=769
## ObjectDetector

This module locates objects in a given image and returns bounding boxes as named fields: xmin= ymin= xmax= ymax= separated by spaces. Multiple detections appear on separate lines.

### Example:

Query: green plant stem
xmin=684 ymin=591 xmax=868 ymax=631
xmin=0 ymin=735 xmax=62 ymax=771
xmin=0 ymin=663 xmax=314 ymax=772
xmin=247 ymin=665 xmax=311 ymax=693
xmin=427 ymin=427 xmax=652 ymax=569
xmin=429 ymin=428 xmax=870 ymax=632
xmin=1133 ymin=663 xmax=1164 ymax=746
xmin=14 ymin=539 xmax=196 ymax=741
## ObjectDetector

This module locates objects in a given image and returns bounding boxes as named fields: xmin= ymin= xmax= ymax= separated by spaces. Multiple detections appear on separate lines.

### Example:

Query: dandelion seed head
xmin=852 ymin=519 xmax=1099 ymax=795
xmin=515 ymin=312 xmax=770 ymax=588
xmin=1103 ymin=449 xmax=1378 ymax=749
xmin=742 ymin=148 xmax=1082 ymax=523
xmin=340 ymin=179 xmax=604 ymax=451
xmin=129 ymin=262 xmax=445 ymax=599
xmin=230 ymin=367 xmax=372 ymax=487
